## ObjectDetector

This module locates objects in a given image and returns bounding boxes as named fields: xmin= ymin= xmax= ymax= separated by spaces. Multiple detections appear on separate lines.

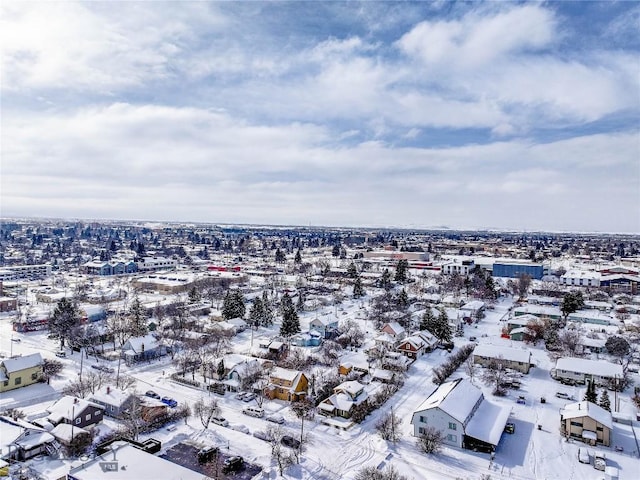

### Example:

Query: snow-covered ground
xmin=2 ymin=291 xmax=639 ymax=480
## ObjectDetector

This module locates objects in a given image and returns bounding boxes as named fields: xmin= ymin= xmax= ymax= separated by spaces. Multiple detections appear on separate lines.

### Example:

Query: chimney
xmin=74 ymin=398 xmax=78 ymax=404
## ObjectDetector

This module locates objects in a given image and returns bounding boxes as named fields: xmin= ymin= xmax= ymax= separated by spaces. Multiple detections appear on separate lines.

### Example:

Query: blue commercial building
xmin=492 ymin=262 xmax=544 ymax=280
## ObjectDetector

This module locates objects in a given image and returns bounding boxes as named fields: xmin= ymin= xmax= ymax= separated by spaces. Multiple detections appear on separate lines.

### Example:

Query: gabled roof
xmin=561 ymin=401 xmax=613 ymax=430
xmin=89 ymin=387 xmax=134 ymax=408
xmin=413 ymin=378 xmax=483 ymax=424
xmin=46 ymin=396 xmax=103 ymax=423
xmin=473 ymin=344 xmax=531 ymax=364
xmin=2 ymin=353 xmax=42 ymax=373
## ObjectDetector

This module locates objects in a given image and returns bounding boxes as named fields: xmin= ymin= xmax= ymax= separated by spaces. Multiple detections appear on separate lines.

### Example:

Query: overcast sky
xmin=2 ymin=1 xmax=639 ymax=233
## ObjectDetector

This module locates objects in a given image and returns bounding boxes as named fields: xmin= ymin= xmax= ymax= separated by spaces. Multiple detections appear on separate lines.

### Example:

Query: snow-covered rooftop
xmin=556 ymin=357 xmax=623 ymax=378
xmin=414 ymin=378 xmax=483 ymax=424
xmin=561 ymin=401 xmax=613 ymax=430
xmin=473 ymin=344 xmax=531 ymax=364
xmin=465 ymin=400 xmax=510 ymax=446
xmin=2 ymin=353 xmax=42 ymax=373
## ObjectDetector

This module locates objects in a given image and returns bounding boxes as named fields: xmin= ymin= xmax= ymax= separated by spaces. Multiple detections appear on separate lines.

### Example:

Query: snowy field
xmin=2 ymin=291 xmax=640 ymax=480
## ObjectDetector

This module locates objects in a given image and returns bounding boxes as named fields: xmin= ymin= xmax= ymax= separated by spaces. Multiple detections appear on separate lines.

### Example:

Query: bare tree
xmin=193 ymin=397 xmax=220 ymax=430
xmin=121 ymin=396 xmax=144 ymax=441
xmin=558 ymin=328 xmax=583 ymax=357
xmin=355 ymin=465 xmax=408 ymax=480
xmin=375 ymin=409 xmax=402 ymax=443
xmin=482 ymin=357 xmax=509 ymax=396
xmin=42 ymin=358 xmax=64 ymax=384
xmin=464 ymin=357 xmax=477 ymax=385
xmin=416 ymin=427 xmax=444 ymax=454
xmin=265 ymin=425 xmax=295 ymax=476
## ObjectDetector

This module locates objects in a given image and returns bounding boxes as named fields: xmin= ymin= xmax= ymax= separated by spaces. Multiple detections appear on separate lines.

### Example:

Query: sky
xmin=1 ymin=1 xmax=639 ymax=233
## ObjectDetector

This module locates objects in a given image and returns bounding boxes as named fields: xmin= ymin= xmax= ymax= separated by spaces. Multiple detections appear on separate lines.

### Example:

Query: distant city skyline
xmin=2 ymin=2 xmax=639 ymax=233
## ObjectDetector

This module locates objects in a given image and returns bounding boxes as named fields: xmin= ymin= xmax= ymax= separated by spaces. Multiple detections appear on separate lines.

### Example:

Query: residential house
xmin=380 ymin=322 xmax=406 ymax=341
xmin=88 ymin=386 xmax=136 ymax=419
xmin=46 ymin=396 xmax=104 ymax=429
xmin=139 ymin=397 xmax=169 ymax=423
xmin=0 ymin=353 xmax=43 ymax=393
xmin=560 ymin=401 xmax=612 ymax=446
xmin=264 ymin=367 xmax=308 ymax=402
xmin=460 ymin=301 xmax=485 ymax=321
xmin=410 ymin=378 xmax=510 ymax=453
xmin=216 ymin=354 xmax=263 ymax=392
xmin=121 ymin=334 xmax=168 ymax=364
xmin=318 ymin=380 xmax=368 ymax=419
xmin=309 ymin=315 xmax=339 ymax=339
xmin=513 ymin=305 xmax=562 ymax=321
xmin=0 ymin=416 xmax=58 ymax=461
xmin=553 ymin=357 xmax=624 ymax=387
xmin=472 ymin=344 xmax=533 ymax=374
xmin=397 ymin=330 xmax=438 ymax=360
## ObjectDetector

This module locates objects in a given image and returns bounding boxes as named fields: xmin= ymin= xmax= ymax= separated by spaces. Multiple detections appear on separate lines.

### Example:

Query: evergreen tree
xmin=262 ymin=290 xmax=274 ymax=326
xmin=222 ymin=290 xmax=246 ymax=319
xmin=275 ymin=248 xmax=286 ymax=263
xmin=347 ymin=262 xmax=358 ymax=278
xmin=353 ymin=276 xmax=364 ymax=298
xmin=396 ymin=288 xmax=409 ymax=310
xmin=188 ymin=286 xmax=201 ymax=304
xmin=598 ymin=388 xmax=611 ymax=412
xmin=332 ymin=244 xmax=340 ymax=257
xmin=217 ymin=359 xmax=225 ymax=379
xmin=420 ymin=308 xmax=436 ymax=332
xmin=435 ymin=308 xmax=453 ymax=343
xmin=128 ymin=296 xmax=148 ymax=337
xmin=280 ymin=293 xmax=300 ymax=338
xmin=583 ymin=379 xmax=598 ymax=403
xmin=561 ymin=291 xmax=585 ymax=319
xmin=294 ymin=249 xmax=302 ymax=264
xmin=248 ymin=297 xmax=265 ymax=329
xmin=49 ymin=297 xmax=80 ymax=348
xmin=380 ymin=269 xmax=392 ymax=291
xmin=394 ymin=259 xmax=409 ymax=283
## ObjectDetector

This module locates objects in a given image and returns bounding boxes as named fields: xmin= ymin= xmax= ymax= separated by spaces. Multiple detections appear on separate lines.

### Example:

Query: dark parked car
xmin=222 ymin=456 xmax=244 ymax=474
xmin=505 ymin=422 xmax=515 ymax=434
xmin=146 ymin=390 xmax=161 ymax=400
xmin=197 ymin=446 xmax=219 ymax=464
xmin=281 ymin=435 xmax=301 ymax=449
xmin=161 ymin=396 xmax=178 ymax=408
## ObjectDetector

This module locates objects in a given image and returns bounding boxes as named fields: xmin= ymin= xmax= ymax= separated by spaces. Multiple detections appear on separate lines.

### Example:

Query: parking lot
xmin=161 ymin=442 xmax=262 ymax=479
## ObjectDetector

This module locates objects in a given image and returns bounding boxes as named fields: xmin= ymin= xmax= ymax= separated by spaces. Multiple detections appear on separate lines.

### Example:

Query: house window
xmin=75 ymin=418 xmax=81 ymax=424
xmin=14 ymin=377 xmax=21 ymax=385
xmin=570 ymin=421 xmax=583 ymax=428
xmin=448 ymin=422 xmax=457 ymax=430
xmin=418 ymin=427 xmax=426 ymax=434
xmin=95 ymin=411 xmax=101 ymax=417
xmin=2 ymin=381 xmax=7 ymax=387
xmin=31 ymin=373 xmax=38 ymax=380
xmin=446 ymin=434 xmax=457 ymax=442
xmin=596 ymin=426 xmax=603 ymax=432
xmin=86 ymin=414 xmax=91 ymax=421
xmin=420 ymin=416 xmax=426 ymax=423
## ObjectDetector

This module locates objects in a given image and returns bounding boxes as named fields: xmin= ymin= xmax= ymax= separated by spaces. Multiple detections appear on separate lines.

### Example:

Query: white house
xmin=554 ymin=357 xmax=624 ymax=387
xmin=410 ymin=378 xmax=510 ymax=452
xmin=472 ymin=344 xmax=533 ymax=374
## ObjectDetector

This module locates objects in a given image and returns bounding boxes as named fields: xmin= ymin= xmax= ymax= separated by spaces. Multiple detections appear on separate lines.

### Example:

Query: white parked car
xmin=578 ymin=447 xmax=589 ymax=464
xmin=229 ymin=423 xmax=249 ymax=434
xmin=266 ymin=414 xmax=285 ymax=424
xmin=211 ymin=417 xmax=229 ymax=427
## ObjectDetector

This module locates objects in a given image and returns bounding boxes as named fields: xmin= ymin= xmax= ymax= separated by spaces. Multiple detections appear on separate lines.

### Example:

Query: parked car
xmin=504 ymin=422 xmax=515 ymax=434
xmin=578 ymin=447 xmax=590 ymax=464
xmin=281 ymin=435 xmax=301 ymax=449
xmin=235 ymin=391 xmax=248 ymax=400
xmin=469 ymin=336 xmax=477 ymax=342
xmin=516 ymin=396 xmax=526 ymax=405
xmin=243 ymin=406 xmax=264 ymax=418
xmin=555 ymin=392 xmax=571 ymax=399
xmin=593 ymin=452 xmax=606 ymax=471
xmin=222 ymin=456 xmax=244 ymax=474
xmin=229 ymin=423 xmax=250 ymax=434
xmin=266 ymin=414 xmax=285 ymax=424
xmin=197 ymin=446 xmax=219 ymax=464
xmin=211 ymin=416 xmax=229 ymax=427
xmin=161 ymin=396 xmax=178 ymax=408
xmin=253 ymin=430 xmax=272 ymax=442
xmin=55 ymin=350 xmax=67 ymax=358
xmin=242 ymin=393 xmax=257 ymax=402
xmin=145 ymin=390 xmax=161 ymax=400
